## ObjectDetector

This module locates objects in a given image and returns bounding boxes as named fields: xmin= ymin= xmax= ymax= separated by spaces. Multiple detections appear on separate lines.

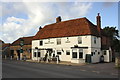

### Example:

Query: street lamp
xmin=19 ymin=38 xmax=24 ymax=60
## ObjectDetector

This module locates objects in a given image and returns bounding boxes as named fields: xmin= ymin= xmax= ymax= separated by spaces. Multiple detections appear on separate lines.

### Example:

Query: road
xmin=2 ymin=59 xmax=119 ymax=78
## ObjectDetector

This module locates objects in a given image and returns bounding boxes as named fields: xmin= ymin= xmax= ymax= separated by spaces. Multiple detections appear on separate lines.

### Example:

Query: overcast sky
xmin=0 ymin=1 xmax=119 ymax=43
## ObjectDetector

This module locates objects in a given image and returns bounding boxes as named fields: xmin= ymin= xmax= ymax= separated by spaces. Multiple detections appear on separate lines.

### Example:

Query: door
xmin=85 ymin=54 xmax=91 ymax=63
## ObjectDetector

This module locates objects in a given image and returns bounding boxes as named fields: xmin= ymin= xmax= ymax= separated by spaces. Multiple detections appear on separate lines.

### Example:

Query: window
xmin=66 ymin=50 xmax=70 ymax=55
xmin=29 ymin=49 xmax=32 ymax=53
xmin=53 ymin=54 xmax=55 ymax=57
xmin=38 ymin=52 xmax=41 ymax=57
xmin=94 ymin=37 xmax=96 ymax=44
xmin=34 ymin=52 xmax=36 ymax=57
xmin=57 ymin=50 xmax=61 ymax=55
xmin=72 ymin=52 xmax=77 ymax=58
xmin=67 ymin=37 xmax=69 ymax=41
xmin=66 ymin=37 xmax=70 ymax=43
xmin=40 ymin=41 xmax=43 ymax=46
xmin=48 ymin=39 xmax=50 ymax=42
xmin=104 ymin=51 xmax=106 ymax=55
xmin=95 ymin=50 xmax=97 ymax=52
xmin=98 ymin=52 xmax=100 ymax=55
xmin=78 ymin=36 xmax=82 ymax=44
xmin=57 ymin=39 xmax=61 ymax=45
xmin=91 ymin=52 xmax=94 ymax=56
xmin=79 ymin=52 xmax=83 ymax=58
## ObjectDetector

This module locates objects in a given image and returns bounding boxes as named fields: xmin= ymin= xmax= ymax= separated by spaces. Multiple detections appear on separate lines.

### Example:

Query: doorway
xmin=17 ymin=50 xmax=20 ymax=60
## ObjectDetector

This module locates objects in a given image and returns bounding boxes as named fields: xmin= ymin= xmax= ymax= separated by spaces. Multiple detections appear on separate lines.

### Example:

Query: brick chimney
xmin=56 ymin=16 xmax=61 ymax=23
xmin=39 ymin=26 xmax=42 ymax=31
xmin=96 ymin=13 xmax=101 ymax=35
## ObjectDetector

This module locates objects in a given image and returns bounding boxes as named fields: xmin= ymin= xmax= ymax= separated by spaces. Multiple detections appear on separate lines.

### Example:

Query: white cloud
xmin=1 ymin=2 xmax=93 ymax=43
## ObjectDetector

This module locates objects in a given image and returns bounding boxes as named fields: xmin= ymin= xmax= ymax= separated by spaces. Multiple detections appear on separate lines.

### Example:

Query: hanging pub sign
xmin=20 ymin=38 xmax=24 ymax=47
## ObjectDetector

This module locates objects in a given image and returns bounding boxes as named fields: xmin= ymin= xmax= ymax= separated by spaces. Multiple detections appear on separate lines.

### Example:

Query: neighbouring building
xmin=32 ymin=13 xmax=112 ymax=63
xmin=2 ymin=43 xmax=11 ymax=58
xmin=10 ymin=36 xmax=33 ymax=60
xmin=0 ymin=40 xmax=4 ymax=57
xmin=0 ymin=40 xmax=11 ymax=58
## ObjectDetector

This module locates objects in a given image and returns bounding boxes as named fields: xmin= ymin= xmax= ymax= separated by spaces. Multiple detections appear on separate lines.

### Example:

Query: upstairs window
xmin=94 ymin=37 xmax=96 ymax=44
xmin=48 ymin=39 xmax=50 ymax=42
xmin=66 ymin=37 xmax=70 ymax=43
xmin=40 ymin=41 xmax=43 ymax=46
xmin=57 ymin=39 xmax=61 ymax=45
xmin=78 ymin=36 xmax=82 ymax=44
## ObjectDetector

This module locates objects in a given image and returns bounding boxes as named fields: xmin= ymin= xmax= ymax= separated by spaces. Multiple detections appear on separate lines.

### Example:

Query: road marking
xmin=92 ymin=71 xmax=100 ymax=74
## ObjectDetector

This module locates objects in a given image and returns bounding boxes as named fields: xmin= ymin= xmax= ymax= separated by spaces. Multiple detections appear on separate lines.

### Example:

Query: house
xmin=2 ymin=43 xmax=11 ymax=58
xmin=0 ymin=40 xmax=11 ymax=58
xmin=32 ymin=13 xmax=112 ymax=63
xmin=0 ymin=40 xmax=4 ymax=57
xmin=10 ymin=36 xmax=33 ymax=60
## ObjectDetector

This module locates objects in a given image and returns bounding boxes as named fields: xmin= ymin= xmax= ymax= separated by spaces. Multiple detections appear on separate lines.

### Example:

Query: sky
xmin=0 ymin=1 xmax=119 ymax=43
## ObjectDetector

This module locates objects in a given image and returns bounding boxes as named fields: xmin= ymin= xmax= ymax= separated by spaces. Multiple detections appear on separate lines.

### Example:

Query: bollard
xmin=17 ymin=56 xmax=19 ymax=60
xmin=38 ymin=57 xmax=40 ymax=62
xmin=5 ymin=55 xmax=7 ymax=59
xmin=46 ymin=58 xmax=48 ymax=63
xmin=10 ymin=56 xmax=12 ymax=60
xmin=57 ymin=57 xmax=59 ymax=64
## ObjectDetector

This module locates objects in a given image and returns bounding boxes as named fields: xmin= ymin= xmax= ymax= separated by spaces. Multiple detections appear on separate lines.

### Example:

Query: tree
xmin=103 ymin=26 xmax=119 ymax=51
xmin=103 ymin=26 xmax=120 ymax=68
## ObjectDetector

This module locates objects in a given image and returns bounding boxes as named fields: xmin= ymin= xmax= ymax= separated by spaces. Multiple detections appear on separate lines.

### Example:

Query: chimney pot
xmin=98 ymin=13 xmax=100 ymax=16
xmin=39 ymin=26 xmax=42 ymax=30
xmin=56 ymin=16 xmax=61 ymax=23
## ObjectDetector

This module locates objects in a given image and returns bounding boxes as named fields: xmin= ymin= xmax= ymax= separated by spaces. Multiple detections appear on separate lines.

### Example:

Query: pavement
xmin=26 ymin=59 xmax=86 ymax=66
xmin=2 ymin=59 xmax=119 ymax=78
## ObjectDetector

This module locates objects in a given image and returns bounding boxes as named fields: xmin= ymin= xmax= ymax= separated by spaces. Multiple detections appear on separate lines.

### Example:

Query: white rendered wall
xmin=32 ymin=35 xmax=101 ymax=63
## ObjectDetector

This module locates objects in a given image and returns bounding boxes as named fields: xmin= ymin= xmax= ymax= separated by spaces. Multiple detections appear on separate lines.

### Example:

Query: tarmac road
xmin=2 ymin=59 xmax=119 ymax=78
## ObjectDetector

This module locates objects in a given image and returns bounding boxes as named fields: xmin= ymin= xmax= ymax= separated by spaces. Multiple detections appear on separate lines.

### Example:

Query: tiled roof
xmin=2 ymin=43 xmax=10 ymax=50
xmin=33 ymin=17 xmax=100 ymax=40
xmin=0 ymin=40 xmax=4 ymax=43
xmin=11 ymin=36 xmax=34 ymax=46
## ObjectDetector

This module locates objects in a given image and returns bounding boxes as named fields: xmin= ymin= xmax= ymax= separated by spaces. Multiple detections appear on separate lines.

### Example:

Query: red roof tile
xmin=33 ymin=17 xmax=100 ymax=40
xmin=11 ymin=36 xmax=34 ymax=46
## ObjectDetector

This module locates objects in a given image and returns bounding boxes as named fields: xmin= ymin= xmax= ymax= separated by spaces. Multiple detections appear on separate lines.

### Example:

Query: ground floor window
xmin=38 ymin=52 xmax=41 ymax=57
xmin=72 ymin=52 xmax=77 ymax=58
xmin=79 ymin=52 xmax=83 ymax=58
xmin=53 ymin=54 xmax=55 ymax=57
xmin=34 ymin=52 xmax=36 ymax=57
xmin=57 ymin=52 xmax=61 ymax=55
xmin=104 ymin=51 xmax=106 ymax=55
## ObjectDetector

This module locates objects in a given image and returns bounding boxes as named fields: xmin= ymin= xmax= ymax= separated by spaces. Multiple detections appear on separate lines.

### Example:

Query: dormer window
xmin=78 ymin=36 xmax=82 ymax=44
